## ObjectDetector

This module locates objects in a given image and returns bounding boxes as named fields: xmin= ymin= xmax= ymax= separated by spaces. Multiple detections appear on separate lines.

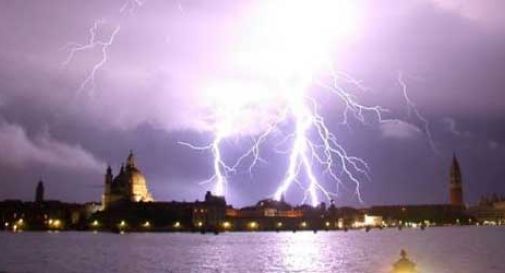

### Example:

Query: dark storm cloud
xmin=0 ymin=0 xmax=504 ymax=206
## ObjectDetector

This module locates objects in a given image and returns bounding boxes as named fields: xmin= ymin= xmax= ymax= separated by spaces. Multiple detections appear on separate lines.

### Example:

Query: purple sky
xmin=1 ymin=0 xmax=504 ymax=207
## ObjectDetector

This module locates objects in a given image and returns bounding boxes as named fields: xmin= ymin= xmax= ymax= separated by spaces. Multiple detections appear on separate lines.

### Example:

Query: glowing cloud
xmin=183 ymin=0 xmax=372 ymax=203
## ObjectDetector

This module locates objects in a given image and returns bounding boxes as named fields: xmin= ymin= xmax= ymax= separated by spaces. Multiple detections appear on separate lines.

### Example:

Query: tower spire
xmin=449 ymin=153 xmax=464 ymax=206
xmin=126 ymin=150 xmax=135 ymax=168
xmin=35 ymin=180 xmax=44 ymax=203
xmin=105 ymin=165 xmax=113 ymax=183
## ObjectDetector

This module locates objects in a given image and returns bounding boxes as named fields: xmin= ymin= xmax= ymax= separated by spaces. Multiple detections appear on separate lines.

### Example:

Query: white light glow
xmin=184 ymin=0 xmax=370 ymax=203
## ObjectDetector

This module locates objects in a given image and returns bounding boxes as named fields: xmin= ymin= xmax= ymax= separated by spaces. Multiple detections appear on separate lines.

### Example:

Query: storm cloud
xmin=0 ymin=0 xmax=504 ymax=206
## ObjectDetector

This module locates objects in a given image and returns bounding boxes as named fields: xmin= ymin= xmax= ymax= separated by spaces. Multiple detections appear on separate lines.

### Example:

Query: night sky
xmin=1 ymin=0 xmax=504 ymax=207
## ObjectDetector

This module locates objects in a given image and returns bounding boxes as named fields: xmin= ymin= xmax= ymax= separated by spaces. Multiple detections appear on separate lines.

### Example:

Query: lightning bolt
xmin=273 ymin=73 xmax=378 ymax=206
xmin=274 ymin=94 xmax=325 ymax=207
xmin=62 ymin=0 xmax=145 ymax=95
xmin=180 ymin=71 xmax=380 ymax=206
xmin=178 ymin=133 xmax=230 ymax=196
xmin=398 ymin=72 xmax=438 ymax=152
xmin=182 ymin=68 xmax=437 ymax=207
xmin=120 ymin=0 xmax=144 ymax=15
xmin=65 ymin=0 xmax=436 ymax=206
xmin=178 ymin=103 xmax=288 ymax=196
xmin=62 ymin=21 xmax=120 ymax=95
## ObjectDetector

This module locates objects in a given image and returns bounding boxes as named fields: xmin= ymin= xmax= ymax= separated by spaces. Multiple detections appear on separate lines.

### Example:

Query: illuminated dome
xmin=127 ymin=166 xmax=153 ymax=202
xmin=103 ymin=151 xmax=154 ymax=209
xmin=124 ymin=152 xmax=153 ymax=202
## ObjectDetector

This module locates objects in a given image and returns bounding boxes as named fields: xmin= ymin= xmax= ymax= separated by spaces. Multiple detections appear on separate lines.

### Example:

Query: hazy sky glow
xmin=0 ymin=0 xmax=504 ymax=206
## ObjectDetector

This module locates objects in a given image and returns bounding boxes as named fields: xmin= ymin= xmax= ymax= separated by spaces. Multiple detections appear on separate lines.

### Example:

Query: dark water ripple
xmin=1 ymin=226 xmax=504 ymax=273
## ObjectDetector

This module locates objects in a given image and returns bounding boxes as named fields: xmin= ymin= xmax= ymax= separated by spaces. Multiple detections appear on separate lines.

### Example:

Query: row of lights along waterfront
xmin=84 ymin=220 xmax=345 ymax=232
xmin=4 ymin=219 xmax=443 ymax=233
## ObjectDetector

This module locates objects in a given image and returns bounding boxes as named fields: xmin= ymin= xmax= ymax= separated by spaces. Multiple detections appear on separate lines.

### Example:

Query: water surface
xmin=1 ymin=226 xmax=504 ymax=273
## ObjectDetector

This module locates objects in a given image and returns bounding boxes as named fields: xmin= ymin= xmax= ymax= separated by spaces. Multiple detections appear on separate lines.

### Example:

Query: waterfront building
xmin=102 ymin=151 xmax=153 ymax=210
xmin=92 ymin=191 xmax=226 ymax=231
xmin=367 ymin=204 xmax=466 ymax=225
xmin=0 ymin=181 xmax=87 ymax=231
xmin=0 ymin=153 xmax=483 ymax=232
xmin=467 ymin=195 xmax=505 ymax=224
xmin=364 ymin=155 xmax=470 ymax=225
xmin=192 ymin=191 xmax=227 ymax=228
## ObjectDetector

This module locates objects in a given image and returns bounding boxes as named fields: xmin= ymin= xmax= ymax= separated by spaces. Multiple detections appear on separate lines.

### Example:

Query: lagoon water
xmin=1 ymin=226 xmax=504 ymax=273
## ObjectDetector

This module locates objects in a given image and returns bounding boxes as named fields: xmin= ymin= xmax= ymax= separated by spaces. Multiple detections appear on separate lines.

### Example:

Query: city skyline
xmin=2 ymin=2 xmax=505 ymax=273
xmin=1 ymin=1 xmax=505 ymax=207
xmin=0 ymin=150 xmax=483 ymax=209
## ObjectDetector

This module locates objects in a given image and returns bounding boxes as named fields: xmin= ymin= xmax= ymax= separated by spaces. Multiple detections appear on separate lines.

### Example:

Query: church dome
xmin=102 ymin=151 xmax=154 ymax=209
xmin=127 ymin=167 xmax=153 ymax=202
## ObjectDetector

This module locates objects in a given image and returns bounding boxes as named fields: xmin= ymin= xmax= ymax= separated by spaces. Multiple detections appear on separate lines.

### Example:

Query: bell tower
xmin=35 ymin=180 xmax=44 ymax=203
xmin=102 ymin=166 xmax=113 ymax=209
xmin=449 ymin=154 xmax=464 ymax=206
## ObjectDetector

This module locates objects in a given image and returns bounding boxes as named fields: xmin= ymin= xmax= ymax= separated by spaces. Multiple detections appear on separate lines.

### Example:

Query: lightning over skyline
xmin=59 ymin=0 xmax=440 ymax=206
xmin=3 ymin=0 xmax=504 ymax=206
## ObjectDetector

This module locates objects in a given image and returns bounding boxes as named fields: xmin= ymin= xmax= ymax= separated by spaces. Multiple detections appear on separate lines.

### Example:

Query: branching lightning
xmin=179 ymin=0 xmax=412 ymax=206
xmin=179 ymin=133 xmax=231 ymax=196
xmin=398 ymin=72 xmax=438 ymax=152
xmin=64 ymin=0 xmax=436 ymax=206
xmin=62 ymin=21 xmax=120 ymax=94
xmin=62 ymin=0 xmax=145 ymax=94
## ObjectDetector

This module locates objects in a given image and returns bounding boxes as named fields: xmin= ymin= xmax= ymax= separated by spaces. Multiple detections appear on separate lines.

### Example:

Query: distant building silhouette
xmin=35 ymin=180 xmax=44 ymax=203
xmin=449 ymin=153 xmax=464 ymax=206
xmin=102 ymin=151 xmax=153 ymax=209
xmin=1 ymin=151 xmax=477 ymax=232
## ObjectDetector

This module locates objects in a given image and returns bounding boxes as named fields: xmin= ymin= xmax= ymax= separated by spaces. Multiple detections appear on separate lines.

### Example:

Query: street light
xmin=248 ymin=222 xmax=258 ymax=230
xmin=222 ymin=222 xmax=231 ymax=229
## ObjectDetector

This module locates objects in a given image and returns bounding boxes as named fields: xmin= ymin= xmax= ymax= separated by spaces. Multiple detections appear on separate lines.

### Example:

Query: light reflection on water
xmin=1 ymin=226 xmax=504 ymax=273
